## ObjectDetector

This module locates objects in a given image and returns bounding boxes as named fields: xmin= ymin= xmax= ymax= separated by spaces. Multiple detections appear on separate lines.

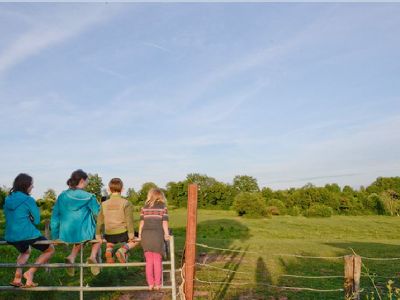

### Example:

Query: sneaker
xmin=87 ymin=257 xmax=100 ymax=276
xmin=64 ymin=257 xmax=75 ymax=277
xmin=115 ymin=248 xmax=128 ymax=263
xmin=105 ymin=250 xmax=115 ymax=264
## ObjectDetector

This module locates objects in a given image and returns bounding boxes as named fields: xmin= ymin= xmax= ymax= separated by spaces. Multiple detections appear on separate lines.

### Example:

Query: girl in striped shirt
xmin=138 ymin=188 xmax=170 ymax=291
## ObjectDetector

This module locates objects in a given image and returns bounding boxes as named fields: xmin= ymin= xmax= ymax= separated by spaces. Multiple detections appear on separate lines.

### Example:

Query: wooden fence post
xmin=184 ymin=184 xmax=198 ymax=300
xmin=344 ymin=255 xmax=361 ymax=300
xmin=353 ymin=256 xmax=361 ymax=300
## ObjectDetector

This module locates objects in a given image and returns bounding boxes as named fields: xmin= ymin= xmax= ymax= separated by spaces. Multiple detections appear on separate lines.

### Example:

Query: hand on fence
xmin=164 ymin=234 xmax=170 ymax=241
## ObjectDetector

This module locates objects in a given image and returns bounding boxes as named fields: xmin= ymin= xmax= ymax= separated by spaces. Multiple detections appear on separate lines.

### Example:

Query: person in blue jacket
xmin=50 ymin=169 xmax=101 ymax=276
xmin=4 ymin=173 xmax=55 ymax=288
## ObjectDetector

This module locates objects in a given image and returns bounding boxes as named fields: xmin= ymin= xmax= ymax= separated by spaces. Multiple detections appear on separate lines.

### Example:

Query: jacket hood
xmin=61 ymin=189 xmax=95 ymax=211
xmin=5 ymin=191 xmax=30 ymax=211
xmin=64 ymin=189 xmax=94 ymax=200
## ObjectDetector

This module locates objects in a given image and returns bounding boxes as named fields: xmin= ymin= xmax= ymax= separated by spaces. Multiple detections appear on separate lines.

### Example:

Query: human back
xmin=101 ymin=194 xmax=132 ymax=235
xmin=4 ymin=190 xmax=41 ymax=243
xmin=51 ymin=169 xmax=100 ymax=243
xmin=53 ymin=188 xmax=99 ymax=242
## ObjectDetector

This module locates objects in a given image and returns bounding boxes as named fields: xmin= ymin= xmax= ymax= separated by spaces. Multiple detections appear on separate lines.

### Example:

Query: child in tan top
xmin=96 ymin=178 xmax=138 ymax=263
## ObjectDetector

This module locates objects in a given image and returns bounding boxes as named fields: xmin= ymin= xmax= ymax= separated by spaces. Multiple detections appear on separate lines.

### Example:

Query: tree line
xmin=1 ymin=174 xmax=399 ymax=218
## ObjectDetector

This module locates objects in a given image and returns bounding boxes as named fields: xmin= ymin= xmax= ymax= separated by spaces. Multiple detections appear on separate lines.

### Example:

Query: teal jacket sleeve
xmin=89 ymin=195 xmax=100 ymax=216
xmin=50 ymin=197 xmax=60 ymax=239
xmin=27 ymin=197 xmax=40 ymax=225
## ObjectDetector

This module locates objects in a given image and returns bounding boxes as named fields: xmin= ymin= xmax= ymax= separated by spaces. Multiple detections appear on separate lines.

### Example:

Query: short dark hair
xmin=11 ymin=173 xmax=33 ymax=195
xmin=67 ymin=169 xmax=88 ymax=189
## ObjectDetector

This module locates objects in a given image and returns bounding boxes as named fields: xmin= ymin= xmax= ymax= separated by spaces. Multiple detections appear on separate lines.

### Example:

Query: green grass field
xmin=2 ymin=209 xmax=400 ymax=299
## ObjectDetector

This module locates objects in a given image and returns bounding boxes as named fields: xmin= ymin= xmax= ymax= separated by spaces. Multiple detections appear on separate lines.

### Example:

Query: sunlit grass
xmin=1 ymin=209 xmax=400 ymax=299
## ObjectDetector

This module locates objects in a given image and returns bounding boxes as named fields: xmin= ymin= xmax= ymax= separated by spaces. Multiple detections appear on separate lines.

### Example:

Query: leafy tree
xmin=138 ymin=182 xmax=158 ymax=205
xmin=126 ymin=187 xmax=139 ymax=205
xmin=203 ymin=182 xmax=235 ymax=209
xmin=233 ymin=175 xmax=259 ymax=193
xmin=342 ymin=185 xmax=355 ymax=196
xmin=367 ymin=177 xmax=400 ymax=195
xmin=166 ymin=181 xmax=188 ymax=208
xmin=0 ymin=186 xmax=8 ymax=209
xmin=35 ymin=189 xmax=57 ymax=220
xmin=186 ymin=173 xmax=217 ymax=188
xmin=261 ymin=187 xmax=274 ymax=202
xmin=324 ymin=183 xmax=341 ymax=194
xmin=85 ymin=173 xmax=104 ymax=201
xmin=43 ymin=189 xmax=57 ymax=202
xmin=186 ymin=173 xmax=217 ymax=208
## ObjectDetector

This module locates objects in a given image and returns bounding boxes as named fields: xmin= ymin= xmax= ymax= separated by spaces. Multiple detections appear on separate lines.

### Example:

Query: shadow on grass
xmin=325 ymin=241 xmax=400 ymax=299
xmin=212 ymin=246 xmax=248 ymax=300
xmin=255 ymin=257 xmax=271 ymax=295
xmin=171 ymin=219 xmax=250 ymax=299
xmin=256 ymin=241 xmax=400 ymax=300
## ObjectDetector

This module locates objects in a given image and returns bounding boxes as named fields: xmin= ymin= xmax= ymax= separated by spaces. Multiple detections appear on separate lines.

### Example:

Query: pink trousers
xmin=144 ymin=251 xmax=162 ymax=286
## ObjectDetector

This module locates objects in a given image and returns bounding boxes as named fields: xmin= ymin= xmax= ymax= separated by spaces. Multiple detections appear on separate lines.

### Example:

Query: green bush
xmin=304 ymin=204 xmax=333 ymax=218
xmin=232 ymin=192 xmax=267 ymax=218
xmin=287 ymin=205 xmax=302 ymax=216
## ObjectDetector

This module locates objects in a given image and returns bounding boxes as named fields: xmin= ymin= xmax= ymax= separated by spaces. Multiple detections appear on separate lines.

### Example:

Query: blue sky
xmin=0 ymin=3 xmax=399 ymax=198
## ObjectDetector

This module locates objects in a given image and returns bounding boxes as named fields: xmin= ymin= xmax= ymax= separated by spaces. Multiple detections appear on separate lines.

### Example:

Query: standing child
xmin=138 ymin=188 xmax=170 ymax=291
xmin=4 ymin=173 xmax=55 ymax=288
xmin=95 ymin=178 xmax=138 ymax=263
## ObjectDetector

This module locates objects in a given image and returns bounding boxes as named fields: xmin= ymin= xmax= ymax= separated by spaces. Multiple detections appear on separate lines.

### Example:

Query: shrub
xmin=304 ymin=204 xmax=333 ymax=218
xmin=379 ymin=190 xmax=400 ymax=216
xmin=266 ymin=206 xmax=280 ymax=216
xmin=232 ymin=192 xmax=267 ymax=218
xmin=287 ymin=205 xmax=302 ymax=216
xmin=266 ymin=199 xmax=286 ymax=215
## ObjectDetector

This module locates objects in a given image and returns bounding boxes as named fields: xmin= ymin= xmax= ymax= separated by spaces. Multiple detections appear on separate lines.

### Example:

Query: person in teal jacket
xmin=4 ymin=173 xmax=55 ymax=288
xmin=50 ymin=169 xmax=101 ymax=276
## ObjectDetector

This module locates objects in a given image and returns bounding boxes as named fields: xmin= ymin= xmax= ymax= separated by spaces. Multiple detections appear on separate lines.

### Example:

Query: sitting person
xmin=96 ymin=178 xmax=138 ymax=263
xmin=4 ymin=173 xmax=55 ymax=288
xmin=50 ymin=169 xmax=101 ymax=276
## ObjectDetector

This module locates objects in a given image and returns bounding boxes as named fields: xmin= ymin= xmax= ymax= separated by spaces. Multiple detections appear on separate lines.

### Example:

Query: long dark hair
xmin=10 ymin=173 xmax=33 ymax=195
xmin=67 ymin=169 xmax=88 ymax=189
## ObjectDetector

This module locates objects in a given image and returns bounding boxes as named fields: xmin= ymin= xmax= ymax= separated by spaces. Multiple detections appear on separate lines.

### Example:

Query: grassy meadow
xmin=2 ymin=209 xmax=400 ymax=299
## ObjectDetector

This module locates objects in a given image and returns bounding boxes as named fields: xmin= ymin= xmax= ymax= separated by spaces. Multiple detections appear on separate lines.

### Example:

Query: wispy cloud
xmin=142 ymin=41 xmax=171 ymax=53
xmin=0 ymin=5 xmax=122 ymax=77
xmin=0 ymin=4 xmax=399 ymax=198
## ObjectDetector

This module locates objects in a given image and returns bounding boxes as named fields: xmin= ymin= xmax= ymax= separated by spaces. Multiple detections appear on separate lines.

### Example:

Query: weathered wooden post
xmin=184 ymin=184 xmax=198 ymax=300
xmin=344 ymin=255 xmax=361 ymax=300
xmin=353 ymin=256 xmax=361 ymax=300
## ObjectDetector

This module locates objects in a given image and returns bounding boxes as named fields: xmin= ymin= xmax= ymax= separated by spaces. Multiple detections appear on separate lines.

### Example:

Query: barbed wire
xmin=195 ymin=277 xmax=344 ymax=292
xmin=196 ymin=243 xmax=345 ymax=259
xmin=196 ymin=243 xmax=258 ymax=254
xmin=196 ymin=242 xmax=400 ymax=261
xmin=196 ymin=262 xmax=343 ymax=279
xmin=360 ymin=256 xmax=400 ymax=261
